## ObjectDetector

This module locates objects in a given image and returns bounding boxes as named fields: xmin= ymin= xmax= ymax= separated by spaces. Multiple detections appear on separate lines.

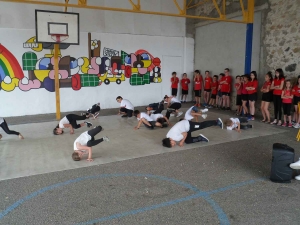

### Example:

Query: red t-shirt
xmin=247 ymin=80 xmax=258 ymax=95
xmin=171 ymin=77 xmax=179 ymax=88
xmin=181 ymin=78 xmax=190 ymax=90
xmin=194 ymin=76 xmax=203 ymax=90
xmin=235 ymin=83 xmax=242 ymax=95
xmin=220 ymin=75 xmax=232 ymax=92
xmin=241 ymin=82 xmax=248 ymax=94
xmin=211 ymin=81 xmax=218 ymax=94
xmin=273 ymin=78 xmax=285 ymax=95
xmin=292 ymin=85 xmax=300 ymax=97
xmin=204 ymin=77 xmax=212 ymax=89
xmin=262 ymin=81 xmax=272 ymax=91
xmin=282 ymin=89 xmax=293 ymax=103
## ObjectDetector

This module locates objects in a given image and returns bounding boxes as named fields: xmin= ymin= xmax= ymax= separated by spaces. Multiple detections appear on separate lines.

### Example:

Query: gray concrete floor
xmin=0 ymin=104 xmax=299 ymax=225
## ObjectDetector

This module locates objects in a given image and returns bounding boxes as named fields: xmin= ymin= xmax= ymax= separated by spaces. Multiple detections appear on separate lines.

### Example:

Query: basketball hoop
xmin=51 ymin=34 xmax=69 ymax=43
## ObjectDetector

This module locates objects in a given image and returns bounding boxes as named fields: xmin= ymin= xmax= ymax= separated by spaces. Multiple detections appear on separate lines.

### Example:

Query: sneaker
xmin=121 ymin=115 xmax=128 ymax=118
xmin=103 ymin=136 xmax=109 ymax=142
xmin=201 ymin=114 xmax=208 ymax=119
xmin=277 ymin=121 xmax=282 ymax=126
xmin=201 ymin=108 xmax=209 ymax=113
xmin=167 ymin=108 xmax=176 ymax=112
xmin=162 ymin=124 xmax=168 ymax=128
xmin=84 ymin=121 xmax=93 ymax=128
xmin=217 ymin=118 xmax=223 ymax=129
xmin=293 ymin=123 xmax=300 ymax=128
xmin=81 ymin=112 xmax=85 ymax=116
xmin=281 ymin=122 xmax=287 ymax=127
xmin=198 ymin=134 xmax=209 ymax=142
xmin=176 ymin=111 xmax=183 ymax=117
xmin=290 ymin=158 xmax=300 ymax=169
xmin=208 ymin=105 xmax=213 ymax=108
xmin=270 ymin=120 xmax=277 ymax=125
xmin=93 ymin=112 xmax=99 ymax=119
xmin=295 ymin=175 xmax=300 ymax=181
xmin=93 ymin=125 xmax=103 ymax=131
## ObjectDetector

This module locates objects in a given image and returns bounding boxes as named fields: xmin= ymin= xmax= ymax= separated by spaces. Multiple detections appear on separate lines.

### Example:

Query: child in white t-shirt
xmin=116 ymin=96 xmax=134 ymax=118
xmin=150 ymin=113 xmax=171 ymax=128
xmin=72 ymin=126 xmax=109 ymax=162
xmin=184 ymin=106 xmax=208 ymax=122
xmin=225 ymin=118 xmax=252 ymax=132
xmin=133 ymin=110 xmax=163 ymax=129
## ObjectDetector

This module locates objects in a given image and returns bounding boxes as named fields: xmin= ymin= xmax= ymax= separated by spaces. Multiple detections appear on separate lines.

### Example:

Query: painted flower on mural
xmin=91 ymin=40 xmax=98 ymax=50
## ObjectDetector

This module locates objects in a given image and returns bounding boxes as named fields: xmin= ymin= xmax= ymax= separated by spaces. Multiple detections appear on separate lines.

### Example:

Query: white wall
xmin=0 ymin=0 xmax=194 ymax=117
xmin=194 ymin=12 xmax=262 ymax=77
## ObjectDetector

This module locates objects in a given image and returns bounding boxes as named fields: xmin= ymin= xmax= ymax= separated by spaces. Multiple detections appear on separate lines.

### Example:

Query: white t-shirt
xmin=0 ymin=117 xmax=4 ymax=124
xmin=166 ymin=120 xmax=190 ymax=142
xmin=150 ymin=113 xmax=164 ymax=121
xmin=120 ymin=99 xmax=134 ymax=110
xmin=74 ymin=131 xmax=92 ymax=150
xmin=138 ymin=112 xmax=153 ymax=121
xmin=59 ymin=116 xmax=70 ymax=128
xmin=226 ymin=118 xmax=240 ymax=130
xmin=184 ymin=106 xmax=194 ymax=121
xmin=170 ymin=97 xmax=180 ymax=104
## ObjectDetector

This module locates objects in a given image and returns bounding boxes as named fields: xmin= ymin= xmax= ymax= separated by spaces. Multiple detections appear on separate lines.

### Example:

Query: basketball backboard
xmin=35 ymin=10 xmax=79 ymax=45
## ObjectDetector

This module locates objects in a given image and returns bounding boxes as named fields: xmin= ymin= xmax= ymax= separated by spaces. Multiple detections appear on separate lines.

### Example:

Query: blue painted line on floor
xmin=0 ymin=173 xmax=264 ymax=225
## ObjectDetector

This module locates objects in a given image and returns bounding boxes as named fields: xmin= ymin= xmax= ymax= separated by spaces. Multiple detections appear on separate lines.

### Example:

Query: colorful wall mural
xmin=0 ymin=33 xmax=162 ymax=92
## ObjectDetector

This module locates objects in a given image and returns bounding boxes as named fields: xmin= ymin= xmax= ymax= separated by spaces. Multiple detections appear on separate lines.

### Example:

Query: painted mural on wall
xmin=0 ymin=33 xmax=162 ymax=92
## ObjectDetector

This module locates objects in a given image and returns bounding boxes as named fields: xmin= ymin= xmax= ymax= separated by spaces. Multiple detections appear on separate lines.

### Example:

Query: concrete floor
xmin=0 ymin=105 xmax=299 ymax=225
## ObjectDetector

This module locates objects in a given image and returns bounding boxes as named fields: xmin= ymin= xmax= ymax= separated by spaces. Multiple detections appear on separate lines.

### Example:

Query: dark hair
xmin=205 ymin=70 xmax=209 ymax=73
xmin=213 ymin=75 xmax=218 ymax=79
xmin=219 ymin=73 xmax=225 ymax=76
xmin=296 ymin=75 xmax=300 ymax=85
xmin=236 ymin=75 xmax=241 ymax=79
xmin=157 ymin=118 xmax=166 ymax=125
xmin=194 ymin=70 xmax=200 ymax=74
xmin=284 ymin=79 xmax=292 ymax=90
xmin=182 ymin=73 xmax=187 ymax=77
xmin=116 ymin=96 xmax=122 ymax=100
xmin=162 ymin=138 xmax=171 ymax=148
xmin=172 ymin=71 xmax=177 ymax=75
xmin=266 ymin=71 xmax=273 ymax=82
xmin=163 ymin=95 xmax=169 ymax=100
xmin=53 ymin=125 xmax=62 ymax=135
xmin=243 ymin=74 xmax=249 ymax=80
xmin=250 ymin=71 xmax=257 ymax=81
xmin=275 ymin=68 xmax=284 ymax=80
xmin=72 ymin=152 xmax=80 ymax=161
xmin=133 ymin=110 xmax=140 ymax=117
xmin=224 ymin=68 xmax=230 ymax=72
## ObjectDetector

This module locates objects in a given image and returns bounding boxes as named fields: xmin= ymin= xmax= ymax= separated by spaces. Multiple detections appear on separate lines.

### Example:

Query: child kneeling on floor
xmin=72 ymin=126 xmax=109 ymax=162
xmin=225 ymin=118 xmax=252 ymax=132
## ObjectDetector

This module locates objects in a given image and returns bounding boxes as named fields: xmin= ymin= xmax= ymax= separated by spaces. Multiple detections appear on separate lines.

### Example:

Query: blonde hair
xmin=72 ymin=152 xmax=81 ymax=161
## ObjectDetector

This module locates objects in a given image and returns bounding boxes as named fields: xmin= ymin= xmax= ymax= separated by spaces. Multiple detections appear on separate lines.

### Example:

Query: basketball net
xmin=51 ymin=34 xmax=69 ymax=43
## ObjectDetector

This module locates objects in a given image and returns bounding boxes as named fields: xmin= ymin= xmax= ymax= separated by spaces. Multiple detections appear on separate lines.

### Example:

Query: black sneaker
xmin=167 ymin=108 xmax=175 ymax=112
xmin=121 ymin=115 xmax=128 ymax=118
xmin=198 ymin=134 xmax=209 ymax=142
xmin=84 ymin=121 xmax=93 ymax=128
xmin=162 ymin=124 xmax=168 ymax=128
xmin=217 ymin=118 xmax=223 ymax=129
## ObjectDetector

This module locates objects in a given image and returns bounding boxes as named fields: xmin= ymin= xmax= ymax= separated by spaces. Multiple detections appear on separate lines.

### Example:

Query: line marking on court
xmin=0 ymin=173 xmax=265 ymax=225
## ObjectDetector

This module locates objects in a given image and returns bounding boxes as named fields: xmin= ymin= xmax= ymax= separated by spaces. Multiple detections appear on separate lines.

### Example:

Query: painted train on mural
xmin=0 ymin=33 xmax=162 ymax=92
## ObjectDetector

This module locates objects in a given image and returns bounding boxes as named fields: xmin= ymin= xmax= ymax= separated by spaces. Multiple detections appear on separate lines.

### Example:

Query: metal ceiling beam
xmin=0 ymin=0 xmax=248 ymax=24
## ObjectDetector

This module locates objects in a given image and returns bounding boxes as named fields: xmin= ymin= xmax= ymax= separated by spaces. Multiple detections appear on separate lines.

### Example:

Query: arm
xmin=281 ymin=91 xmax=285 ymax=99
xmin=179 ymin=132 xmax=187 ymax=147
xmin=76 ymin=143 xmax=93 ymax=161
xmin=236 ymin=122 xmax=241 ymax=133
xmin=134 ymin=119 xmax=143 ymax=130
xmin=163 ymin=116 xmax=171 ymax=126
xmin=270 ymin=81 xmax=275 ymax=90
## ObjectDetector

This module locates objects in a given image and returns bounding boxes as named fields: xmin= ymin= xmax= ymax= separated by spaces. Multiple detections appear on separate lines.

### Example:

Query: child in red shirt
xmin=281 ymin=79 xmax=293 ymax=127
xmin=245 ymin=71 xmax=258 ymax=120
xmin=292 ymin=75 xmax=300 ymax=127
xmin=241 ymin=75 xmax=249 ymax=116
xmin=180 ymin=73 xmax=190 ymax=103
xmin=234 ymin=75 xmax=242 ymax=115
xmin=194 ymin=70 xmax=203 ymax=107
xmin=204 ymin=70 xmax=212 ymax=107
xmin=171 ymin=71 xmax=179 ymax=97
xmin=208 ymin=75 xmax=218 ymax=108
xmin=260 ymin=71 xmax=273 ymax=123
xmin=220 ymin=68 xmax=232 ymax=110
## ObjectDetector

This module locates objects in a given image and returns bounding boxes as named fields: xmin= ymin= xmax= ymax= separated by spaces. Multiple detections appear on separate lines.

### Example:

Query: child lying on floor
xmin=225 ymin=118 xmax=252 ymax=133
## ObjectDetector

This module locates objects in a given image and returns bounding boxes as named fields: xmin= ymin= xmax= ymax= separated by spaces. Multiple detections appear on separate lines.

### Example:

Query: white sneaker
xmin=201 ymin=109 xmax=208 ymax=113
xmin=217 ymin=118 xmax=223 ymax=129
xmin=199 ymin=134 xmax=209 ymax=142
xmin=176 ymin=111 xmax=183 ymax=117
xmin=295 ymin=175 xmax=300 ymax=180
xmin=290 ymin=158 xmax=300 ymax=169
xmin=201 ymin=114 xmax=207 ymax=119
xmin=103 ymin=136 xmax=109 ymax=142
xmin=293 ymin=123 xmax=300 ymax=128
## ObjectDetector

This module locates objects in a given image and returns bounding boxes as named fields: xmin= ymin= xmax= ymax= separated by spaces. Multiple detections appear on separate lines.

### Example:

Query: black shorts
xmin=236 ymin=95 xmax=242 ymax=105
xmin=172 ymin=88 xmax=178 ymax=96
xmin=194 ymin=90 xmax=201 ymax=97
xmin=211 ymin=94 xmax=216 ymax=99
xmin=217 ymin=91 xmax=222 ymax=97
xmin=182 ymin=89 xmax=188 ymax=95
xmin=262 ymin=92 xmax=272 ymax=102
xmin=222 ymin=92 xmax=230 ymax=96
xmin=241 ymin=94 xmax=248 ymax=101
xmin=248 ymin=93 xmax=257 ymax=102
xmin=120 ymin=108 xmax=133 ymax=117
xmin=143 ymin=121 xmax=156 ymax=129
xmin=204 ymin=89 xmax=211 ymax=92
xmin=293 ymin=96 xmax=300 ymax=105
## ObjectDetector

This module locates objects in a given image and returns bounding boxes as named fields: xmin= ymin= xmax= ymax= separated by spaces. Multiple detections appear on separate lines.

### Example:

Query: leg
xmin=127 ymin=110 xmax=133 ymax=117
xmin=239 ymin=117 xmax=248 ymax=123
xmin=264 ymin=102 xmax=270 ymax=122
xmin=0 ymin=120 xmax=20 ymax=135
xmin=273 ymin=95 xmax=279 ymax=120
xmin=86 ymin=138 xmax=103 ymax=147
xmin=240 ymin=124 xmax=252 ymax=130
xmin=261 ymin=102 xmax=266 ymax=121
xmin=277 ymin=97 xmax=282 ymax=122
xmin=87 ymin=126 xmax=102 ymax=138
xmin=188 ymin=120 xmax=218 ymax=132
xmin=67 ymin=114 xmax=87 ymax=121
